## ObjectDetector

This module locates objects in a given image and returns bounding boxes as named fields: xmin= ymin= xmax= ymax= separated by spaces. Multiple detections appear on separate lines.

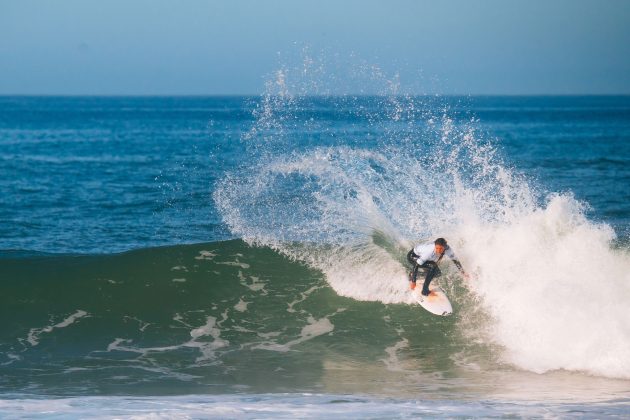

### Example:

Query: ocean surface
xmin=1 ymin=93 xmax=629 ymax=418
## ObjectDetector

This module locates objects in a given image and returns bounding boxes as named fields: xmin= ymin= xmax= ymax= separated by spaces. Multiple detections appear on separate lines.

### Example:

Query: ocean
xmin=1 ymin=93 xmax=629 ymax=418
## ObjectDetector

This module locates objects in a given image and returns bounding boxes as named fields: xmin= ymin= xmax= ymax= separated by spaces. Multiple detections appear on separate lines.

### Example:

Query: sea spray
xmin=214 ymin=55 xmax=630 ymax=379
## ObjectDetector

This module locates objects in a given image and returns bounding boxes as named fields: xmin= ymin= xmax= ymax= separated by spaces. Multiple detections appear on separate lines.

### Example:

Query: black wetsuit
xmin=407 ymin=249 xmax=443 ymax=296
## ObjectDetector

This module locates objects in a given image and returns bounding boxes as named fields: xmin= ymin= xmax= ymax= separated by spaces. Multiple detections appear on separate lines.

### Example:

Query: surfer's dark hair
xmin=434 ymin=238 xmax=447 ymax=247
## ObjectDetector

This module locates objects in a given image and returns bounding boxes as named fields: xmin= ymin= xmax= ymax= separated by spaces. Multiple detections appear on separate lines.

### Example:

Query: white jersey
xmin=412 ymin=243 xmax=457 ymax=265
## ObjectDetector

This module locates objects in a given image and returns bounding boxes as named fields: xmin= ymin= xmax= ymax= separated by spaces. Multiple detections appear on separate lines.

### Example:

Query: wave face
xmin=2 ymin=241 xmax=630 ymax=402
xmin=0 ymin=241 xmax=466 ymax=396
xmin=213 ymin=65 xmax=630 ymax=381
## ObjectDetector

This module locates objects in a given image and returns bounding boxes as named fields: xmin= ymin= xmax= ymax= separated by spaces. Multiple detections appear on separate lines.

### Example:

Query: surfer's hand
xmin=461 ymin=271 xmax=470 ymax=280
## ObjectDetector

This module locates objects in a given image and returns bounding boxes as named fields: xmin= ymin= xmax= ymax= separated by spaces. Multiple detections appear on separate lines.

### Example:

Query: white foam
xmin=258 ymin=331 xmax=282 ymax=339
xmin=239 ymin=272 xmax=267 ymax=293
xmin=234 ymin=298 xmax=249 ymax=312
xmin=195 ymin=250 xmax=217 ymax=260
xmin=253 ymin=316 xmax=334 ymax=352
xmin=287 ymin=285 xmax=322 ymax=313
xmin=26 ymin=310 xmax=89 ymax=346
xmin=106 ymin=316 xmax=229 ymax=363
xmin=1 ymin=393 xmax=621 ymax=418
xmin=459 ymin=194 xmax=630 ymax=379
xmin=218 ymin=260 xmax=250 ymax=269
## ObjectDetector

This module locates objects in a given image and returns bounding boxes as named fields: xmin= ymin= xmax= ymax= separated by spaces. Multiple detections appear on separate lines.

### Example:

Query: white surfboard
xmin=413 ymin=284 xmax=452 ymax=316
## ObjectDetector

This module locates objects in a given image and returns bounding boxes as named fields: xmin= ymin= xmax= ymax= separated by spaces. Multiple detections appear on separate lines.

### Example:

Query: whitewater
xmin=215 ymin=72 xmax=630 ymax=382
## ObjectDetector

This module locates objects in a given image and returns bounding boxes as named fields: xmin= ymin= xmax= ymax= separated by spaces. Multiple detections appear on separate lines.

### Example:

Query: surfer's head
xmin=434 ymin=237 xmax=447 ymax=254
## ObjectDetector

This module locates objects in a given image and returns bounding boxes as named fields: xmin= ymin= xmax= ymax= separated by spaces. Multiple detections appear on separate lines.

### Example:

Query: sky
xmin=1 ymin=0 xmax=629 ymax=95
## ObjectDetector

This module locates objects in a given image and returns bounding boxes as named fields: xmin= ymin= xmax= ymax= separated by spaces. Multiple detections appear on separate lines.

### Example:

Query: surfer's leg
xmin=406 ymin=250 xmax=416 ymax=266
xmin=421 ymin=262 xmax=440 ymax=296
xmin=411 ymin=264 xmax=420 ymax=283
xmin=407 ymin=250 xmax=420 ymax=284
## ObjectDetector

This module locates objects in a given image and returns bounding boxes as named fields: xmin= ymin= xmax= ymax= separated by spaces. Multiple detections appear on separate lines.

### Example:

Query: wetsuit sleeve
xmin=446 ymin=247 xmax=465 ymax=273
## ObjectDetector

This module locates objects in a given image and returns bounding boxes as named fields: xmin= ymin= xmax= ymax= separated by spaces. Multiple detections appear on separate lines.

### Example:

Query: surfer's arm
xmin=452 ymin=259 xmax=469 ymax=279
xmin=446 ymin=248 xmax=467 ymax=277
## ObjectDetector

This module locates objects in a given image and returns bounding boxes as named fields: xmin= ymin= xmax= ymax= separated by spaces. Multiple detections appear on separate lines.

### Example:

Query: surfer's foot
xmin=409 ymin=281 xmax=416 ymax=290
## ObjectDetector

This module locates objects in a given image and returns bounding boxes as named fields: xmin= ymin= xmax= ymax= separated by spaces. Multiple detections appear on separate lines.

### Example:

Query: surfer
xmin=407 ymin=238 xmax=467 ymax=296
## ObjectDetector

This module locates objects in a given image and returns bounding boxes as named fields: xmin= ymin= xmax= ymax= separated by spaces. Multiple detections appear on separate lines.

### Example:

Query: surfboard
xmin=413 ymin=284 xmax=452 ymax=316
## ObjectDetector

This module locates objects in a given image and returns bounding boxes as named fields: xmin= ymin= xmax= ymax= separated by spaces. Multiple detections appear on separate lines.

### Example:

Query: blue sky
xmin=1 ymin=0 xmax=629 ymax=95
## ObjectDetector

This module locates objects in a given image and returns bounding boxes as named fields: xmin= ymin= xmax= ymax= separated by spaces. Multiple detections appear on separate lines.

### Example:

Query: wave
xmin=213 ymin=58 xmax=630 ymax=381
xmin=0 ymin=240 xmax=467 ymax=396
xmin=215 ymin=146 xmax=630 ymax=381
xmin=2 ymin=238 xmax=629 ymax=399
